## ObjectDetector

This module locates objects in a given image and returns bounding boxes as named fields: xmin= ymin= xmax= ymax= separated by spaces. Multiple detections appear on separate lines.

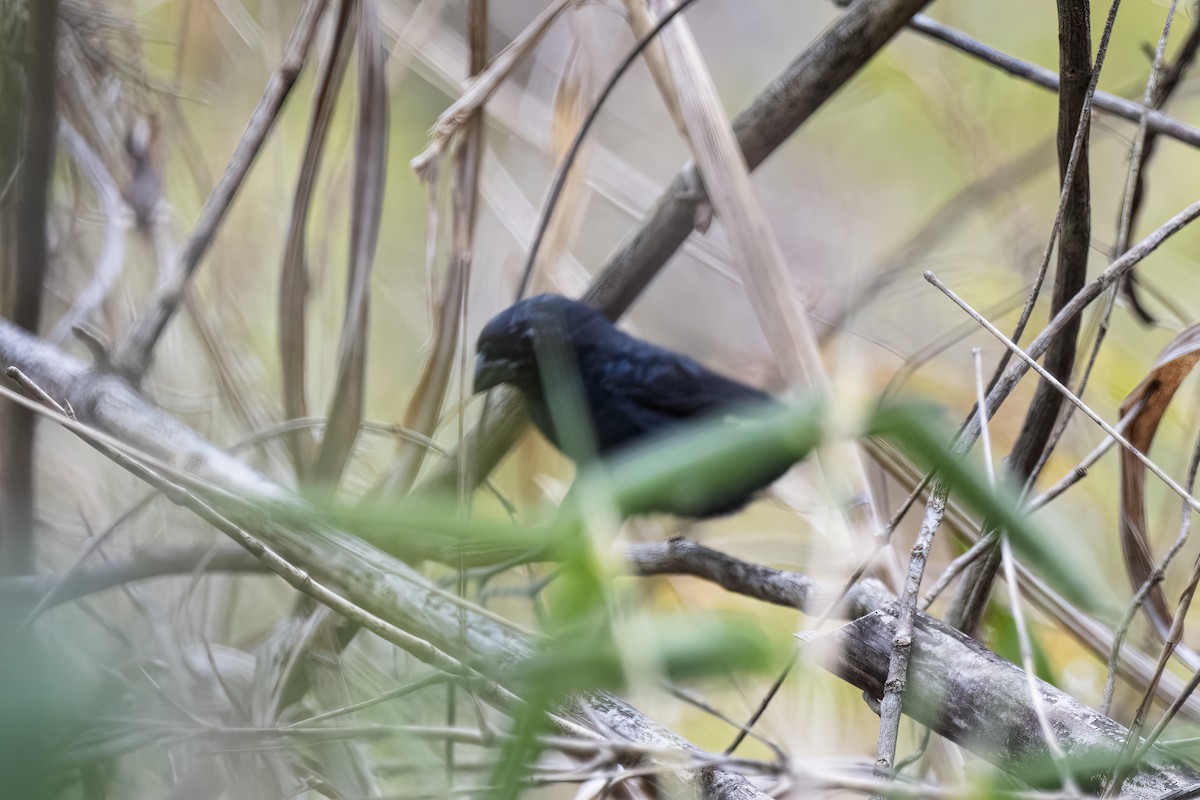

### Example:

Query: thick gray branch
xmin=628 ymin=540 xmax=1200 ymax=797
xmin=0 ymin=318 xmax=768 ymax=800
xmin=6 ymin=325 xmax=1200 ymax=795
xmin=822 ymin=608 xmax=1198 ymax=797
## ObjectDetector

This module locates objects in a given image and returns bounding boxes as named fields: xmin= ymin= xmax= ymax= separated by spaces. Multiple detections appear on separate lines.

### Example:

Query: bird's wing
xmin=600 ymin=341 xmax=773 ymax=420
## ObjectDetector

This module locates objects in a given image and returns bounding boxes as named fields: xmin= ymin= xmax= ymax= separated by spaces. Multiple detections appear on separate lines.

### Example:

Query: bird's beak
xmin=473 ymin=352 xmax=516 ymax=394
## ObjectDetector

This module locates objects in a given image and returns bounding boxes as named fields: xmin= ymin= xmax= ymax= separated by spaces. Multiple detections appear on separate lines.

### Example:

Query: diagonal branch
xmin=1119 ymin=11 xmax=1200 ymax=321
xmin=417 ymin=0 xmax=935 ymax=498
xmin=112 ymin=0 xmax=328 ymax=382
xmin=0 ymin=316 xmax=770 ymax=800
xmin=948 ymin=0 xmax=1098 ymax=636
xmin=0 ymin=546 xmax=264 ymax=607
xmin=628 ymin=539 xmax=1200 ymax=796
xmin=906 ymin=14 xmax=1200 ymax=149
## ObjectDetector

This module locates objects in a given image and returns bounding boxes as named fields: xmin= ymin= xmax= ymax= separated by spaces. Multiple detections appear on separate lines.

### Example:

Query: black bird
xmin=473 ymin=294 xmax=789 ymax=517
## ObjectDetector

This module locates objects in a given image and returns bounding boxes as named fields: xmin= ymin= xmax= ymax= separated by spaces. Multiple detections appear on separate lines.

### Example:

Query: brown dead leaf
xmin=1119 ymin=323 xmax=1200 ymax=639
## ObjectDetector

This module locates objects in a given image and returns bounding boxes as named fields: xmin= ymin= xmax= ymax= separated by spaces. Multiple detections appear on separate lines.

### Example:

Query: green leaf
xmin=558 ymin=397 xmax=827 ymax=524
xmin=285 ymin=492 xmax=559 ymax=566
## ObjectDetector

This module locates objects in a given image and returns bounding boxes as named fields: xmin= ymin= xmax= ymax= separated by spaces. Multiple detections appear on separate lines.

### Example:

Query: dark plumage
xmin=473 ymin=294 xmax=787 ymax=517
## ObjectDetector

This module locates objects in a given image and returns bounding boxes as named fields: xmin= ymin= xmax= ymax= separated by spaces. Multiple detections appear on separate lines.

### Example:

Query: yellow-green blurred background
xmin=14 ymin=0 xmax=1200 ymax=796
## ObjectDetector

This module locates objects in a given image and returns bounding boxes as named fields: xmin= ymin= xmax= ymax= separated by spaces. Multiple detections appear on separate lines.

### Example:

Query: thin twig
xmin=22 ymin=493 xmax=156 ymax=623
xmin=235 ymin=416 xmax=517 ymax=515
xmin=1027 ymin=412 xmax=1133 ymax=512
xmin=946 ymin=0 xmax=1107 ymax=633
xmin=921 ymin=532 xmax=996 ymax=609
xmin=907 ymin=13 xmax=1200 ymax=149
xmin=872 ymin=429 xmax=952 ymax=777
xmin=0 ymin=545 xmax=264 ymax=607
xmin=1111 ymin=0 xmax=1182 ymax=315
xmin=662 ymin=684 xmax=785 ymax=760
xmin=977 ymin=348 xmax=1079 ymax=796
xmin=514 ymin=0 xmax=706 ymax=300
xmin=411 ymin=0 xmax=577 ymax=181
xmin=286 ymin=674 xmax=449 ymax=727
xmin=1102 ymin=422 xmax=1200 ymax=716
xmin=1132 ymin=647 xmax=1200 ymax=770
xmin=1025 ymin=291 xmax=1119 ymax=491
xmin=722 ymin=653 xmax=796 ymax=756
xmin=926 ymin=273 xmax=1200 ymax=519
xmin=7 ymin=369 xmax=528 ymax=716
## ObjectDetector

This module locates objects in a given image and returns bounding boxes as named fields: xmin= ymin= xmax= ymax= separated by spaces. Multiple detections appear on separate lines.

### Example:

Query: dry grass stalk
xmin=643 ymin=0 xmax=883 ymax=555
xmin=527 ymin=19 xmax=599 ymax=295
xmin=382 ymin=1 xmax=739 ymax=292
xmin=312 ymin=0 xmax=388 ymax=487
xmin=410 ymin=0 xmax=578 ymax=180
xmin=620 ymin=0 xmax=686 ymax=133
xmin=479 ymin=147 xmax=591 ymax=294
xmin=279 ymin=0 xmax=357 ymax=480
xmin=373 ymin=3 xmax=489 ymax=499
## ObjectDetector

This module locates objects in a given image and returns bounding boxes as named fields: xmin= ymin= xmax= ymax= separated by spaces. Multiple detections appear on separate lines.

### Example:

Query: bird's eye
xmin=519 ymin=329 xmax=536 ymax=350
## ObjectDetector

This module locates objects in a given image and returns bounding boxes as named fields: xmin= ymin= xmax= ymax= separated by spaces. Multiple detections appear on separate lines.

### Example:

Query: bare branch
xmin=908 ymin=13 xmax=1200 ymax=150
xmin=949 ymin=0 xmax=1102 ymax=635
xmin=0 ymin=546 xmax=264 ymax=607
xmin=0 ymin=317 xmax=769 ymax=800
xmin=628 ymin=540 xmax=1200 ymax=795
xmin=418 ymin=0 xmax=935 ymax=498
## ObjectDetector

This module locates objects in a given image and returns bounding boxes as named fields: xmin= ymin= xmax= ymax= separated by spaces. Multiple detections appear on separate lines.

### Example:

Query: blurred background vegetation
xmin=8 ymin=0 xmax=1200 ymax=797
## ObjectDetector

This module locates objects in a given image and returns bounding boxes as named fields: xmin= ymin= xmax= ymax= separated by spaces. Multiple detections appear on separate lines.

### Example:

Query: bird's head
xmin=473 ymin=294 xmax=607 ymax=394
